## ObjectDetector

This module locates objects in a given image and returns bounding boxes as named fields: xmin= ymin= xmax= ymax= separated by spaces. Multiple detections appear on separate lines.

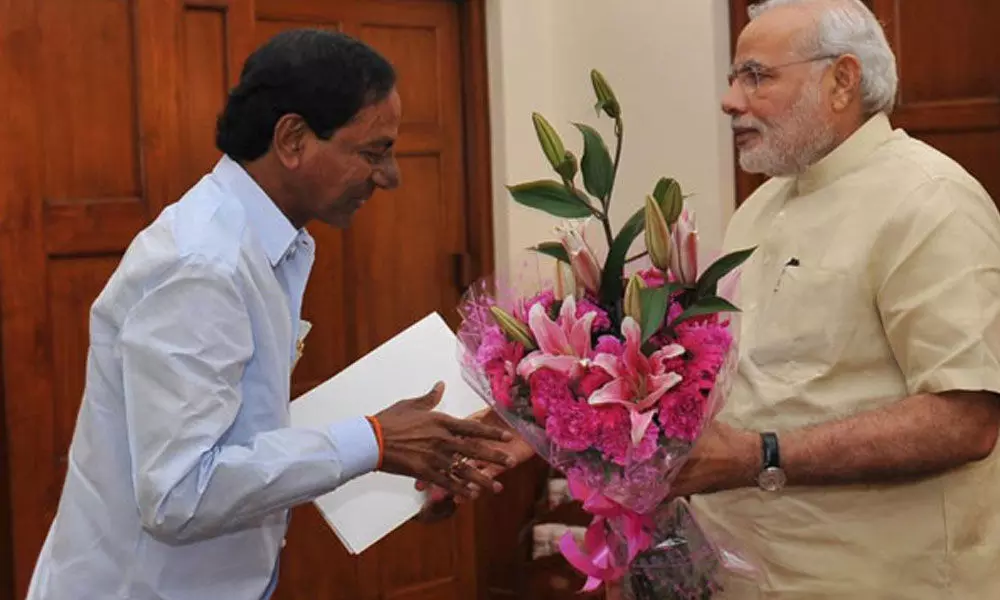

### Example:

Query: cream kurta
xmin=691 ymin=113 xmax=1000 ymax=599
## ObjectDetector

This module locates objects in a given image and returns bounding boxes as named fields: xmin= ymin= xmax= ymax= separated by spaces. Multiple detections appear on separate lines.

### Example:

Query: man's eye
xmin=361 ymin=150 xmax=386 ymax=164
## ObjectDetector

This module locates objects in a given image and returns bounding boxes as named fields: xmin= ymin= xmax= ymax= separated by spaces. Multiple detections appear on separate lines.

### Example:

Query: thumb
xmin=412 ymin=381 xmax=445 ymax=410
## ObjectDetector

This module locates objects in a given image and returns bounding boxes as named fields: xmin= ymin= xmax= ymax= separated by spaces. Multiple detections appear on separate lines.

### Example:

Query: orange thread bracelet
xmin=365 ymin=416 xmax=385 ymax=470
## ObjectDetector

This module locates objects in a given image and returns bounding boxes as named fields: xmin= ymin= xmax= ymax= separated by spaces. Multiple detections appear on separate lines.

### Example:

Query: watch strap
xmin=761 ymin=432 xmax=781 ymax=470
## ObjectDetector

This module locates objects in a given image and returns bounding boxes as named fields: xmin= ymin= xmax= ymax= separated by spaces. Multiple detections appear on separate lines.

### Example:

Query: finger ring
xmin=448 ymin=455 xmax=469 ymax=475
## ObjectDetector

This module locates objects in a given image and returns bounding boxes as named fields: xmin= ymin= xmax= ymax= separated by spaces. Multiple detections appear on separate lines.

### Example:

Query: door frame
xmin=0 ymin=321 xmax=10 ymax=599
xmin=459 ymin=0 xmax=496 ymax=284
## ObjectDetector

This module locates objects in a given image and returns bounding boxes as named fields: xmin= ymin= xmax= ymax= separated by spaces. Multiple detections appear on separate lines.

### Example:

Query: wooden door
xmin=252 ymin=2 xmax=484 ymax=599
xmin=729 ymin=0 xmax=1000 ymax=209
xmin=0 ymin=0 xmax=508 ymax=598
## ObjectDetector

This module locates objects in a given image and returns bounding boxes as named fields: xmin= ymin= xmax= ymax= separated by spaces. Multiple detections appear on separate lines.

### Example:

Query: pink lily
xmin=517 ymin=295 xmax=598 ymax=379
xmin=669 ymin=208 xmax=698 ymax=286
xmin=557 ymin=220 xmax=602 ymax=296
xmin=588 ymin=317 xmax=685 ymax=446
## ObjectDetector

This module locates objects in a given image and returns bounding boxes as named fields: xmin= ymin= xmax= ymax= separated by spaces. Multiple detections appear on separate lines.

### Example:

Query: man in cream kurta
xmin=678 ymin=1 xmax=1000 ymax=598
xmin=691 ymin=109 xmax=1000 ymax=600
xmin=417 ymin=2 xmax=1000 ymax=597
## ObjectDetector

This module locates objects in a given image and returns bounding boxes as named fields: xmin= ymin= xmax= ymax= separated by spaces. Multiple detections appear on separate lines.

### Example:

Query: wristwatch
xmin=757 ymin=432 xmax=787 ymax=492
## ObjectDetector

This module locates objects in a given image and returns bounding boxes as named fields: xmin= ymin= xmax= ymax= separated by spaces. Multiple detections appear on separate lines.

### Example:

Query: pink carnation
xmin=528 ymin=368 xmax=574 ymax=424
xmin=658 ymin=384 xmax=708 ymax=442
xmin=514 ymin=289 xmax=557 ymax=322
xmin=593 ymin=335 xmax=624 ymax=356
xmin=656 ymin=321 xmax=733 ymax=442
xmin=546 ymin=398 xmax=600 ymax=452
xmin=593 ymin=405 xmax=660 ymax=465
xmin=635 ymin=267 xmax=666 ymax=288
xmin=577 ymin=296 xmax=612 ymax=332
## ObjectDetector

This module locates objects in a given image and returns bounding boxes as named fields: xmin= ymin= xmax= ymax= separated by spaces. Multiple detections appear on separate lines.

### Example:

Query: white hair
xmin=749 ymin=0 xmax=898 ymax=116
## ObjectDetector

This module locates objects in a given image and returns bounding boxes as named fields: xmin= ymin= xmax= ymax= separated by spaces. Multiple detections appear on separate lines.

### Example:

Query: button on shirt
xmin=27 ymin=155 xmax=380 ymax=600
xmin=691 ymin=114 xmax=1000 ymax=599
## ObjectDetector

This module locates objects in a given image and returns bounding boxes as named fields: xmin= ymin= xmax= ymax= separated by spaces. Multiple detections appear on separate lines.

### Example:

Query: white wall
xmin=486 ymin=0 xmax=736 ymax=283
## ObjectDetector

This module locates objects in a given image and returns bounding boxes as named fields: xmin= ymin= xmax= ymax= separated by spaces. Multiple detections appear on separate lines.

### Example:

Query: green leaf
xmin=670 ymin=296 xmax=740 ymax=328
xmin=573 ymin=123 xmax=614 ymax=200
xmin=508 ymin=180 xmax=595 ymax=219
xmin=530 ymin=241 xmax=570 ymax=264
xmin=696 ymin=246 xmax=757 ymax=298
xmin=599 ymin=206 xmax=646 ymax=307
xmin=638 ymin=285 xmax=671 ymax=342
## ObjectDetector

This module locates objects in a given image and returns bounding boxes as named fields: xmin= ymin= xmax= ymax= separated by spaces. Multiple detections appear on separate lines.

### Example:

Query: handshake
xmin=373 ymin=382 xmax=529 ymax=503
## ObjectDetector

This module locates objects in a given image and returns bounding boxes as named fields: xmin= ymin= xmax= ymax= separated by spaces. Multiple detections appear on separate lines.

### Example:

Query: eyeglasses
xmin=727 ymin=55 xmax=839 ymax=94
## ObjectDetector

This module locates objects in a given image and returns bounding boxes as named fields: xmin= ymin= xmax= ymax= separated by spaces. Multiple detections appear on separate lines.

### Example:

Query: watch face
xmin=758 ymin=467 xmax=786 ymax=492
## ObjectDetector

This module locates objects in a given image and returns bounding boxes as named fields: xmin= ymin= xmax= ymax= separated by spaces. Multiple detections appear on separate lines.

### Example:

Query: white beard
xmin=736 ymin=80 xmax=837 ymax=178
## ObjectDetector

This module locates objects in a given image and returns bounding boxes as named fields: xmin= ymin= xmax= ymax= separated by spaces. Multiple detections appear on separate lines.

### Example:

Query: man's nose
xmin=373 ymin=158 xmax=400 ymax=190
xmin=721 ymin=80 xmax=749 ymax=118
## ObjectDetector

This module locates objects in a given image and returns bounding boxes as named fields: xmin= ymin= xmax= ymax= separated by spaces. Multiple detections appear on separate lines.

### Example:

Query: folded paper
xmin=289 ymin=312 xmax=487 ymax=554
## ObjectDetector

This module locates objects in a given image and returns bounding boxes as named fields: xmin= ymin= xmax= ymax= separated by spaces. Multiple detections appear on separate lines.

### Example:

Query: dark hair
xmin=215 ymin=29 xmax=396 ymax=161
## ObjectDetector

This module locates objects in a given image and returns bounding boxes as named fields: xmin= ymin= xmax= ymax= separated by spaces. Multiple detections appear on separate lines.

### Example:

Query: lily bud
xmin=557 ymin=221 xmax=602 ymax=296
xmin=590 ymin=69 xmax=621 ymax=119
xmin=532 ymin=112 xmax=567 ymax=173
xmin=623 ymin=274 xmax=645 ymax=322
xmin=670 ymin=209 xmax=699 ymax=285
xmin=656 ymin=178 xmax=684 ymax=226
xmin=555 ymin=150 xmax=578 ymax=182
xmin=490 ymin=306 xmax=537 ymax=350
xmin=644 ymin=195 xmax=672 ymax=271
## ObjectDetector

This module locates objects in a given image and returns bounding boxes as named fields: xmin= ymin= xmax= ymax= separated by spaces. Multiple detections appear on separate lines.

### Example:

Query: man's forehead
xmin=734 ymin=6 xmax=815 ymax=65
xmin=340 ymin=92 xmax=401 ymax=142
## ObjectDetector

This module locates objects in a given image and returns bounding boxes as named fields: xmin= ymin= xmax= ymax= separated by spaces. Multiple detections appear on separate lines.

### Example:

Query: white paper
xmin=289 ymin=312 xmax=487 ymax=554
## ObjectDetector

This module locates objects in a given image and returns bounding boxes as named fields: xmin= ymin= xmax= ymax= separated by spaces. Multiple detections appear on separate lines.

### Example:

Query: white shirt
xmin=27 ymin=156 xmax=379 ymax=600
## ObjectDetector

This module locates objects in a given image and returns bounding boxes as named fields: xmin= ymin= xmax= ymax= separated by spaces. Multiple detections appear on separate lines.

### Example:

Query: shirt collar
xmin=212 ymin=154 xmax=304 ymax=267
xmin=795 ymin=112 xmax=895 ymax=196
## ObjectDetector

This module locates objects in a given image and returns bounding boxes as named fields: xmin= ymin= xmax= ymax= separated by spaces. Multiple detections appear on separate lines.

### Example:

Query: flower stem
xmin=599 ymin=214 xmax=615 ymax=252
xmin=625 ymin=251 xmax=649 ymax=264
xmin=602 ymin=118 xmax=625 ymax=213
xmin=564 ymin=177 xmax=604 ymax=220
xmin=599 ymin=118 xmax=625 ymax=249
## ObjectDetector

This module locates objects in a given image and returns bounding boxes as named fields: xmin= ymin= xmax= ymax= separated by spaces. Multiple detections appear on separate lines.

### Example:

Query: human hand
xmin=414 ymin=409 xmax=536 ymax=521
xmin=375 ymin=383 xmax=516 ymax=501
xmin=667 ymin=420 xmax=759 ymax=500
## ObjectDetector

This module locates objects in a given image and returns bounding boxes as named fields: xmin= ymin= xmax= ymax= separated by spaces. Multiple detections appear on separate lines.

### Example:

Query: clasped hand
xmin=375 ymin=382 xmax=517 ymax=500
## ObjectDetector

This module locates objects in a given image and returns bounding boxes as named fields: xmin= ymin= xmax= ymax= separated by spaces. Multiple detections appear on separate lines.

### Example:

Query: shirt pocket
xmin=749 ymin=265 xmax=857 ymax=384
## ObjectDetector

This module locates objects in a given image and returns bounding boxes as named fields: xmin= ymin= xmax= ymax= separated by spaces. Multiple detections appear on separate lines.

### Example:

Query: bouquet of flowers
xmin=457 ymin=69 xmax=757 ymax=598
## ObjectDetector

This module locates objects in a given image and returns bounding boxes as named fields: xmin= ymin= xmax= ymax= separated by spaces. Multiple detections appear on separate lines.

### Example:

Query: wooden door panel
xmin=39 ymin=0 xmax=139 ymax=200
xmin=252 ymin=2 xmax=476 ymax=599
xmin=179 ymin=0 xmax=255 ymax=191
xmin=730 ymin=0 xmax=1000 ymax=209
xmin=889 ymin=2 xmax=1000 ymax=104
xmin=0 ymin=0 xmax=187 ymax=593
xmin=48 ymin=257 xmax=121 ymax=501
xmin=1 ymin=0 xmax=502 ymax=597
xmin=350 ymin=154 xmax=464 ymax=350
xmin=180 ymin=6 xmax=229 ymax=190
xmin=293 ymin=221 xmax=351 ymax=397
xmin=873 ymin=0 xmax=1000 ymax=207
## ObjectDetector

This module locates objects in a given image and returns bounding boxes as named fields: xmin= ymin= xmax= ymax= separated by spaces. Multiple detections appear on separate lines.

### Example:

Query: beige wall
xmin=485 ymin=0 xmax=736 ymax=282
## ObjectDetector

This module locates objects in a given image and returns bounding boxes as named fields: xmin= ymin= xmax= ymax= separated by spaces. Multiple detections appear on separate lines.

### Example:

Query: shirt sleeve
xmin=871 ymin=176 xmax=1000 ymax=396
xmin=119 ymin=258 xmax=379 ymax=544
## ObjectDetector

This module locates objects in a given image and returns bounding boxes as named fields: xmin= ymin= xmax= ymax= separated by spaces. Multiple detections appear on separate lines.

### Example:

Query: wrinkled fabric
xmin=27 ymin=156 xmax=379 ymax=600
xmin=692 ymin=113 xmax=1000 ymax=599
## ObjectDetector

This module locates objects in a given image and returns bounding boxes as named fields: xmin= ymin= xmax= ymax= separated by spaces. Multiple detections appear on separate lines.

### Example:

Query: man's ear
xmin=272 ymin=114 xmax=309 ymax=169
xmin=830 ymin=54 xmax=863 ymax=113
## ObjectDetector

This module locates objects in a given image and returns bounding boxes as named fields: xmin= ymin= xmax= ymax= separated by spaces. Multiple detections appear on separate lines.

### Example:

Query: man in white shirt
xmin=26 ymin=29 xmax=515 ymax=600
